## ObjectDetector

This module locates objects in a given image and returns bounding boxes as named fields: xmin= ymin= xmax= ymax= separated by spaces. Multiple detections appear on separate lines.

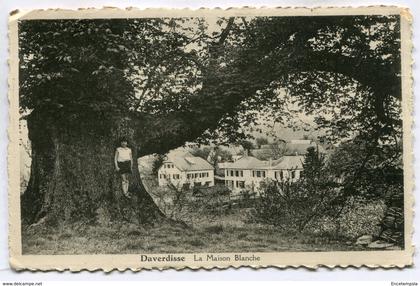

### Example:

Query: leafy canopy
xmin=19 ymin=15 xmax=401 ymax=152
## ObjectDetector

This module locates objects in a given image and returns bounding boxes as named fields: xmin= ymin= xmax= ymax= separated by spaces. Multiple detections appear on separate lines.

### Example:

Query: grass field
xmin=22 ymin=210 xmax=363 ymax=255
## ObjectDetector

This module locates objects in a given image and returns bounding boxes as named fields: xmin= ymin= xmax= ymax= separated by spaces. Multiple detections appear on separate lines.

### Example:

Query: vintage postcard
xmin=8 ymin=6 xmax=413 ymax=271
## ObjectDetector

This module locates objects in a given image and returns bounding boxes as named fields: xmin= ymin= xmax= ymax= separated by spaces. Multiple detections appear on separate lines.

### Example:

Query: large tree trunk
xmin=21 ymin=111 xmax=164 ymax=226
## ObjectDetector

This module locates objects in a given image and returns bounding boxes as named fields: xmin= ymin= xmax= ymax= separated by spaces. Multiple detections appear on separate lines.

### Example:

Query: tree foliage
xmin=255 ymin=137 xmax=269 ymax=148
xmin=18 ymin=15 xmax=403 ymax=225
xmin=20 ymin=15 xmax=402 ymax=152
xmin=254 ymin=142 xmax=289 ymax=160
xmin=190 ymin=147 xmax=232 ymax=163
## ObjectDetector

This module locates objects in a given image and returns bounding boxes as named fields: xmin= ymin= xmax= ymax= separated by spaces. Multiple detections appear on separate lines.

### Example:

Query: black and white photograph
xmin=8 ymin=7 xmax=413 ymax=269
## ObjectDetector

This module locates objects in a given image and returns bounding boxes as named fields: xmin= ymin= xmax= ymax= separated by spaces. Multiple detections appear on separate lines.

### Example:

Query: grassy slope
xmin=22 ymin=221 xmax=364 ymax=255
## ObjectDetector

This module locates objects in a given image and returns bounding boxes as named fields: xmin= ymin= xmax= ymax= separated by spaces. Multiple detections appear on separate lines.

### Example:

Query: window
xmin=235 ymin=170 xmax=239 ymax=177
xmin=235 ymin=181 xmax=245 ymax=188
xmin=230 ymin=170 xmax=234 ymax=177
xmin=256 ymin=171 xmax=261 ymax=178
xmin=173 ymin=174 xmax=179 ymax=179
xmin=275 ymin=171 xmax=283 ymax=180
xmin=252 ymin=171 xmax=255 ymax=177
xmin=291 ymin=171 xmax=296 ymax=179
xmin=262 ymin=171 xmax=266 ymax=178
xmin=240 ymin=170 xmax=243 ymax=177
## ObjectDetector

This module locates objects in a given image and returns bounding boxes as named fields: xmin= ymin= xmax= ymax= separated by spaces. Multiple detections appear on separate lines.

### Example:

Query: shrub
xmin=338 ymin=198 xmax=386 ymax=239
xmin=253 ymin=147 xmax=343 ymax=232
xmin=253 ymin=180 xmax=341 ymax=232
xmin=304 ymin=197 xmax=386 ymax=239
xmin=150 ymin=183 xmax=232 ymax=226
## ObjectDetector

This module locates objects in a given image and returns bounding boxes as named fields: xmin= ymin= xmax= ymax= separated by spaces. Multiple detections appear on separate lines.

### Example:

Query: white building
xmin=223 ymin=155 xmax=304 ymax=193
xmin=158 ymin=151 xmax=215 ymax=188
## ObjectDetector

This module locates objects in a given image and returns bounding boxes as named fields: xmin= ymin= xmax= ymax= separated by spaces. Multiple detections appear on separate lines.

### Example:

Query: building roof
xmin=222 ymin=155 xmax=304 ymax=171
xmin=224 ymin=156 xmax=268 ymax=169
xmin=164 ymin=151 xmax=214 ymax=172
xmin=252 ymin=141 xmax=326 ymax=157
xmin=272 ymin=155 xmax=305 ymax=170
xmin=166 ymin=148 xmax=192 ymax=160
